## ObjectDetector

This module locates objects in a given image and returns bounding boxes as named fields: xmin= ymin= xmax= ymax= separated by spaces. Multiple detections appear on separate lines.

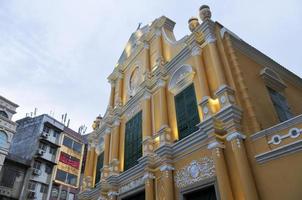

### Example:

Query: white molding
xmin=168 ymin=64 xmax=195 ymax=95
xmin=207 ymin=141 xmax=225 ymax=150
xmin=108 ymin=191 xmax=119 ymax=197
xmin=220 ymin=27 xmax=241 ymax=40
xmin=142 ymin=91 xmax=152 ymax=100
xmin=251 ymin=114 xmax=302 ymax=141
xmin=191 ymin=45 xmax=202 ymax=56
xmin=260 ymin=67 xmax=286 ymax=91
xmin=142 ymin=172 xmax=155 ymax=180
xmin=157 ymin=79 xmax=166 ymax=88
xmin=255 ymin=139 xmax=302 ymax=164
xmin=268 ymin=127 xmax=301 ymax=145
xmin=119 ymin=176 xmax=145 ymax=194
xmin=226 ymin=132 xmax=246 ymax=141
xmin=174 ymin=157 xmax=215 ymax=188
xmin=160 ymin=164 xmax=175 ymax=172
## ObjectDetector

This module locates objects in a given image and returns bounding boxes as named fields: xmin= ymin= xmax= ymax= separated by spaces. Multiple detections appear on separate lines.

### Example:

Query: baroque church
xmin=79 ymin=5 xmax=302 ymax=200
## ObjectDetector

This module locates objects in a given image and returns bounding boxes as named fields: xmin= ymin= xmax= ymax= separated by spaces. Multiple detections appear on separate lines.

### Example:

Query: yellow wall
xmin=81 ymin=13 xmax=302 ymax=200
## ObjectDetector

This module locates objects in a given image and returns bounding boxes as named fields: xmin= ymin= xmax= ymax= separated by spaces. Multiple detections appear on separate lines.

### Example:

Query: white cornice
xmin=226 ymin=131 xmax=246 ymax=141
xmin=230 ymin=35 xmax=302 ymax=89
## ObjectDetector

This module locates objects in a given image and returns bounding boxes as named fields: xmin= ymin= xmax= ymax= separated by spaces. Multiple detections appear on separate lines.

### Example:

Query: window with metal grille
xmin=40 ymin=184 xmax=48 ymax=193
xmin=124 ymin=111 xmax=142 ymax=171
xmin=267 ymin=87 xmax=293 ymax=122
xmin=28 ymin=181 xmax=36 ymax=190
xmin=0 ymin=166 xmax=17 ymax=188
xmin=95 ymin=152 xmax=104 ymax=185
xmin=175 ymin=84 xmax=200 ymax=140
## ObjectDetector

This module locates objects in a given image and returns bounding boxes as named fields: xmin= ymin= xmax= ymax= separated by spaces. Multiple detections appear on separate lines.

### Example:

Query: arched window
xmin=0 ymin=130 xmax=8 ymax=146
xmin=0 ymin=111 xmax=8 ymax=119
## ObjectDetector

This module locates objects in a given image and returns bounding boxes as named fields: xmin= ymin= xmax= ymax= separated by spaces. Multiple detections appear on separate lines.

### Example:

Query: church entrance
xmin=183 ymin=185 xmax=217 ymax=200
xmin=122 ymin=191 xmax=145 ymax=200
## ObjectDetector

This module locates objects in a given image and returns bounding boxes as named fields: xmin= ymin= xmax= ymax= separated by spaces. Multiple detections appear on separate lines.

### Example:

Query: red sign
xmin=59 ymin=152 xmax=80 ymax=169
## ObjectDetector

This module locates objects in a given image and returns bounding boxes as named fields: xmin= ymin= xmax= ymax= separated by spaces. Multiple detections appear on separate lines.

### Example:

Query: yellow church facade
xmin=79 ymin=5 xmax=302 ymax=200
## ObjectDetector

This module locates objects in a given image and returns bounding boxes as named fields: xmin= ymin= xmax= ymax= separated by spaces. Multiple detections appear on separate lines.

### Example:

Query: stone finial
xmin=199 ymin=5 xmax=212 ymax=21
xmin=188 ymin=17 xmax=200 ymax=32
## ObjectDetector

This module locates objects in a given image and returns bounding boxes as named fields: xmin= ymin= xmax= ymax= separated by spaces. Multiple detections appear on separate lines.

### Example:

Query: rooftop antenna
xmin=34 ymin=108 xmax=37 ymax=117
xmin=136 ymin=22 xmax=142 ymax=30
xmin=67 ymin=119 xmax=70 ymax=128
xmin=64 ymin=113 xmax=67 ymax=124
xmin=78 ymin=125 xmax=87 ymax=135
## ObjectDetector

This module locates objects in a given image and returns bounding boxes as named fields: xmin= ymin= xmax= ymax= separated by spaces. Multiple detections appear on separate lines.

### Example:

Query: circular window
xmin=289 ymin=128 xmax=300 ymax=138
xmin=272 ymin=135 xmax=281 ymax=145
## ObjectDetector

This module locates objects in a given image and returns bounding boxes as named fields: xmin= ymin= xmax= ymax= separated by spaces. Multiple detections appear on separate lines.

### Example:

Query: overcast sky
xmin=1 ymin=0 xmax=301 ymax=133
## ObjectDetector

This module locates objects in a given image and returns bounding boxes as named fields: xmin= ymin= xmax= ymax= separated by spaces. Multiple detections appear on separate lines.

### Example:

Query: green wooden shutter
xmin=94 ymin=152 xmax=104 ymax=185
xmin=124 ymin=111 xmax=142 ymax=170
xmin=175 ymin=84 xmax=200 ymax=140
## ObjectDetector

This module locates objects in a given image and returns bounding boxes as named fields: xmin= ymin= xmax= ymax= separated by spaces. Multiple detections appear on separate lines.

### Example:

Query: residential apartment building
xmin=50 ymin=127 xmax=85 ymax=200
xmin=0 ymin=95 xmax=18 ymax=172
xmin=79 ymin=5 xmax=302 ymax=200
xmin=10 ymin=114 xmax=64 ymax=200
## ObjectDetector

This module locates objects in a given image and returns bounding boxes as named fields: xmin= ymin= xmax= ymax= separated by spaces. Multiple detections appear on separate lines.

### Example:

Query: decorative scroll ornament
xmin=119 ymin=176 xmax=144 ymax=194
xmin=174 ymin=157 xmax=215 ymax=188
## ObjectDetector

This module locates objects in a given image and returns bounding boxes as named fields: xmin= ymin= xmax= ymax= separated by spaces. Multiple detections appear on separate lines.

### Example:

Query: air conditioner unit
xmin=41 ymin=132 xmax=49 ymax=138
xmin=27 ymin=191 xmax=36 ymax=199
xmin=32 ymin=168 xmax=41 ymax=176
xmin=36 ymin=149 xmax=45 ymax=156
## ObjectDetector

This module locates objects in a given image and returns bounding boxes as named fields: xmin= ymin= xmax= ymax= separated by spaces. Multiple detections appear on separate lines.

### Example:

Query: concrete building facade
xmin=0 ymin=96 xmax=18 ymax=172
xmin=11 ymin=114 xmax=65 ymax=200
xmin=79 ymin=5 xmax=302 ymax=200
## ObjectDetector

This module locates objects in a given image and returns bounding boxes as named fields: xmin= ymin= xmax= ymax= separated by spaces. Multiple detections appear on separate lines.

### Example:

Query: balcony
xmin=36 ymin=148 xmax=56 ymax=164
xmin=251 ymin=114 xmax=302 ymax=163
xmin=40 ymin=131 xmax=60 ymax=146
xmin=31 ymin=167 xmax=51 ymax=184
